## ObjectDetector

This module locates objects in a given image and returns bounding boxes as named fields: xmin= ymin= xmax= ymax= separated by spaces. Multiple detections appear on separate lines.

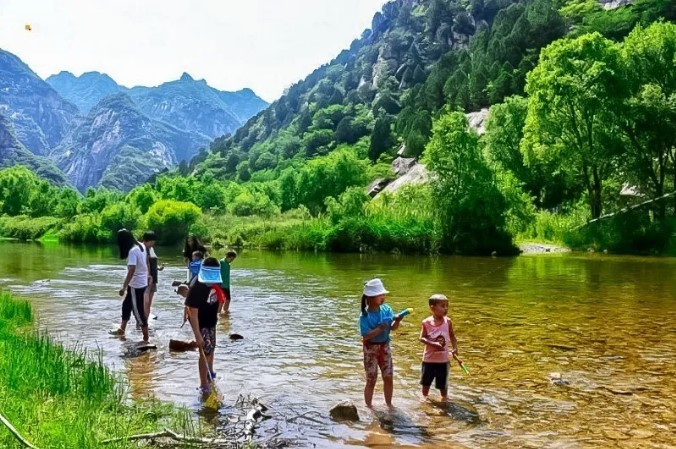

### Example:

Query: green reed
xmin=0 ymin=292 xmax=197 ymax=449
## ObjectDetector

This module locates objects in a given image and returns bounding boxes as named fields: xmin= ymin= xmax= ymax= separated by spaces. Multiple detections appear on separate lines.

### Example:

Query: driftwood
xmin=573 ymin=191 xmax=676 ymax=230
xmin=101 ymin=427 xmax=231 ymax=446
xmin=169 ymin=339 xmax=198 ymax=351
xmin=0 ymin=411 xmax=41 ymax=449
xmin=243 ymin=399 xmax=270 ymax=441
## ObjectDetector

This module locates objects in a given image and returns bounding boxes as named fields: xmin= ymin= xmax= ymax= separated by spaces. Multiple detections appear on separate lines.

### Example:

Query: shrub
xmin=144 ymin=200 xmax=201 ymax=244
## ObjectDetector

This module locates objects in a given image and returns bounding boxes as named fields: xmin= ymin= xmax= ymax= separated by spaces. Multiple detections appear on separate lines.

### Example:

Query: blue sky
xmin=0 ymin=0 xmax=388 ymax=102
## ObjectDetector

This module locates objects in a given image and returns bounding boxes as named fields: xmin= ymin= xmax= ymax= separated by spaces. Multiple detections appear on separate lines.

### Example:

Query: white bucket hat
xmin=363 ymin=278 xmax=389 ymax=297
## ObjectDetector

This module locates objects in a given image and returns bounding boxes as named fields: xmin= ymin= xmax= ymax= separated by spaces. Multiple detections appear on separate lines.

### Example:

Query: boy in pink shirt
xmin=419 ymin=294 xmax=458 ymax=401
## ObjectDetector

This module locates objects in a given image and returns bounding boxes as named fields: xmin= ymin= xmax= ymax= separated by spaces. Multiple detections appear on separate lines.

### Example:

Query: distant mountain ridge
xmin=0 ymin=49 xmax=268 ymax=191
xmin=46 ymin=70 xmax=268 ymax=140
xmin=52 ymin=93 xmax=210 ymax=192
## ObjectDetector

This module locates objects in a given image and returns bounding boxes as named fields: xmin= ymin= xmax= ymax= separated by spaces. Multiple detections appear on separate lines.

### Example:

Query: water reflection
xmin=1 ymin=242 xmax=675 ymax=448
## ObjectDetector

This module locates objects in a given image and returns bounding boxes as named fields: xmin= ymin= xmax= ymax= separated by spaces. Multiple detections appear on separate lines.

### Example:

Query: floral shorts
xmin=200 ymin=327 xmax=216 ymax=356
xmin=363 ymin=342 xmax=393 ymax=381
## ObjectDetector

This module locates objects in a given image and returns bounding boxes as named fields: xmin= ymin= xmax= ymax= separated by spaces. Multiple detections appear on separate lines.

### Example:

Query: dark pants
xmin=122 ymin=286 xmax=147 ymax=326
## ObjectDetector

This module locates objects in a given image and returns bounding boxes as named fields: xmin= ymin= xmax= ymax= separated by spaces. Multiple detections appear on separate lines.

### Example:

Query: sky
xmin=0 ymin=0 xmax=389 ymax=102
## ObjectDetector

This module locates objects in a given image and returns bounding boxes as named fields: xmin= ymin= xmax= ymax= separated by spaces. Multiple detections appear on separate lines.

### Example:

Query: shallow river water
xmin=1 ymin=241 xmax=675 ymax=448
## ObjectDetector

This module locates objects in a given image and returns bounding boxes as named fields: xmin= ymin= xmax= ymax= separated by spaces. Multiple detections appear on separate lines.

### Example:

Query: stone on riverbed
xmin=330 ymin=401 xmax=359 ymax=422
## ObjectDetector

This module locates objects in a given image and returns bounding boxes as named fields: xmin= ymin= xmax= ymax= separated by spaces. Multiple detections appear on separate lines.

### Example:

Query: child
xmin=359 ymin=278 xmax=404 ymax=407
xmin=219 ymin=250 xmax=237 ymax=313
xmin=188 ymin=251 xmax=203 ymax=281
xmin=185 ymin=257 xmax=225 ymax=393
xmin=419 ymin=294 xmax=458 ymax=402
xmin=143 ymin=231 xmax=164 ymax=319
xmin=110 ymin=229 xmax=149 ymax=342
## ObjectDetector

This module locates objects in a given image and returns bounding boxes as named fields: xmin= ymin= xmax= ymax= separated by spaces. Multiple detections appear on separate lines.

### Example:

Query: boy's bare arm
xmin=419 ymin=325 xmax=443 ymax=348
xmin=448 ymin=318 xmax=458 ymax=354
xmin=187 ymin=307 xmax=203 ymax=346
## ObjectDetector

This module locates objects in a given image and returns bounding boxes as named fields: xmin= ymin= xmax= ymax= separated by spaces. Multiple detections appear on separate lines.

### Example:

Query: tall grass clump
xmin=0 ymin=292 xmax=196 ymax=448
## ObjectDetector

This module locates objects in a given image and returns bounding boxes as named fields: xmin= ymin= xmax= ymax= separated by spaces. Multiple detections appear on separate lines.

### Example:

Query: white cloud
xmin=0 ymin=0 xmax=388 ymax=102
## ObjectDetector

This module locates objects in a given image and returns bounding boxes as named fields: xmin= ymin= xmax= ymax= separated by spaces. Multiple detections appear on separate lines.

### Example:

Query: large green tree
xmin=617 ymin=22 xmax=676 ymax=217
xmin=423 ymin=111 xmax=515 ymax=255
xmin=522 ymin=32 xmax=624 ymax=219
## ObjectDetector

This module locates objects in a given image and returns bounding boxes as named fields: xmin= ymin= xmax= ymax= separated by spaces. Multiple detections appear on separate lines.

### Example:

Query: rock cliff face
xmin=0 ymin=50 xmax=79 ymax=155
xmin=52 ymin=94 xmax=209 ymax=191
xmin=127 ymin=73 xmax=267 ymax=140
xmin=0 ymin=114 xmax=67 ymax=183
xmin=46 ymin=71 xmax=123 ymax=114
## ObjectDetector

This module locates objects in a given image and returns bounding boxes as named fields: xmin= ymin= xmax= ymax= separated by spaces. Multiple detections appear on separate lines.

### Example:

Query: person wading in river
xmin=185 ymin=257 xmax=225 ymax=394
xmin=359 ymin=278 xmax=404 ymax=407
xmin=143 ymin=231 xmax=163 ymax=320
xmin=110 ymin=229 xmax=150 ymax=342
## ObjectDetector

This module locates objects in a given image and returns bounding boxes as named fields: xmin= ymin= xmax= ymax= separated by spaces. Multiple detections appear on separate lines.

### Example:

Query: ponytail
xmin=361 ymin=294 xmax=368 ymax=316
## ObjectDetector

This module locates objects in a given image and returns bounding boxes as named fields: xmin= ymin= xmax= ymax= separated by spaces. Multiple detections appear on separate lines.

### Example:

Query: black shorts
xmin=223 ymin=288 xmax=230 ymax=301
xmin=421 ymin=362 xmax=449 ymax=390
xmin=122 ymin=286 xmax=147 ymax=326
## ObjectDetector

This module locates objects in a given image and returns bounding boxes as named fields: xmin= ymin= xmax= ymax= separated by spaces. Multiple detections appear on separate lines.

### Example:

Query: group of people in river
xmin=110 ymin=230 xmax=459 ymax=407
xmin=110 ymin=230 xmax=236 ymax=395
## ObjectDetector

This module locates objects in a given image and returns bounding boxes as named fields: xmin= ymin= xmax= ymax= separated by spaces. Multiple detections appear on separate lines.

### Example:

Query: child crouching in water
xmin=419 ymin=294 xmax=457 ymax=402
xmin=185 ymin=257 xmax=225 ymax=393
xmin=359 ymin=278 xmax=404 ymax=407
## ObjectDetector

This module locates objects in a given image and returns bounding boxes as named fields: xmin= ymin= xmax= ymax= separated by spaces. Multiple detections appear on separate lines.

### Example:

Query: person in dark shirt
xmin=185 ymin=257 xmax=224 ymax=393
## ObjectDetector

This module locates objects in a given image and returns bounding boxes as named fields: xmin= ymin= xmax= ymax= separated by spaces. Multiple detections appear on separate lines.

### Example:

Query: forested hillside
xmin=192 ymin=0 xmax=672 ymax=178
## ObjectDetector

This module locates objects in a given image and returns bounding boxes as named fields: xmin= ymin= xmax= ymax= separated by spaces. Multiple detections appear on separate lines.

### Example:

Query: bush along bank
xmin=0 ymin=291 xmax=198 ymax=449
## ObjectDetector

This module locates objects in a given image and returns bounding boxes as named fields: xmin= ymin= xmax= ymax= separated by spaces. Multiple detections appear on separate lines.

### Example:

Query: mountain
xmin=52 ymin=93 xmax=210 ymax=192
xmin=127 ymin=73 xmax=268 ymax=139
xmin=47 ymin=71 xmax=268 ymax=139
xmin=46 ymin=71 xmax=123 ymax=113
xmin=0 ymin=51 xmax=267 ymax=191
xmin=0 ymin=114 xmax=67 ymax=184
xmin=193 ymin=0 xmax=674 ymax=179
xmin=0 ymin=49 xmax=80 ymax=156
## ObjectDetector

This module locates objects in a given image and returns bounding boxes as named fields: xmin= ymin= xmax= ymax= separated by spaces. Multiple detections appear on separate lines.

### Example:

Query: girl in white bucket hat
xmin=359 ymin=278 xmax=404 ymax=407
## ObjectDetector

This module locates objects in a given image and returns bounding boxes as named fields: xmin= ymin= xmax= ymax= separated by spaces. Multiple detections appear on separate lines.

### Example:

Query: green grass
xmin=0 ymin=216 xmax=63 ymax=241
xmin=0 ymin=292 xmax=198 ymax=449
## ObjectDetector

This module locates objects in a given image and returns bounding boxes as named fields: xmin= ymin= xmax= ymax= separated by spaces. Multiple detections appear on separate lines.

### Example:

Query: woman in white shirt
xmin=110 ymin=229 xmax=150 ymax=342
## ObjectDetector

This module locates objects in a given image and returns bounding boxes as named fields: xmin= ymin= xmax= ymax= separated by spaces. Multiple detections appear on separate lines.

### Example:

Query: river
xmin=1 ymin=241 xmax=674 ymax=448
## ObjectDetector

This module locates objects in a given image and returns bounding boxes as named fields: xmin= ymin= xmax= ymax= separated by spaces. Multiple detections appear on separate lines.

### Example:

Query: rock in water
xmin=330 ymin=401 xmax=359 ymax=422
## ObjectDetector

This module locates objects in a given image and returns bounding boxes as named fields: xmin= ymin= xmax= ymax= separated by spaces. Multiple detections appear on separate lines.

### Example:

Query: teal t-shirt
xmin=219 ymin=258 xmax=231 ymax=289
xmin=359 ymin=304 xmax=394 ymax=344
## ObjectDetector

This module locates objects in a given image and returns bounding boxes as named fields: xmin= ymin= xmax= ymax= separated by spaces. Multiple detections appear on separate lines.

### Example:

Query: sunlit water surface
xmin=1 ymin=241 xmax=674 ymax=448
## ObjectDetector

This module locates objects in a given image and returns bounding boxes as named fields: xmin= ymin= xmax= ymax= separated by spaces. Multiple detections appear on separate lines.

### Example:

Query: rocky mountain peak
xmin=179 ymin=72 xmax=195 ymax=82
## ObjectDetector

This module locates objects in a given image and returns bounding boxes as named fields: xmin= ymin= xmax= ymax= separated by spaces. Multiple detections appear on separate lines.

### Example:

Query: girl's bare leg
xmin=383 ymin=376 xmax=394 ymax=407
xmin=364 ymin=378 xmax=377 ymax=407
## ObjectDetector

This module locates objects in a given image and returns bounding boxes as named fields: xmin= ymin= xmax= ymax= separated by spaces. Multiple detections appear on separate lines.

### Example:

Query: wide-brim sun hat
xmin=198 ymin=265 xmax=223 ymax=284
xmin=363 ymin=278 xmax=389 ymax=297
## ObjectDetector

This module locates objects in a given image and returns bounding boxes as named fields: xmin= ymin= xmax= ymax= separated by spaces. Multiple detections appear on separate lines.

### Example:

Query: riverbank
xmin=0 ymin=291 xmax=197 ymax=449
xmin=2 ymin=207 xmax=675 ymax=256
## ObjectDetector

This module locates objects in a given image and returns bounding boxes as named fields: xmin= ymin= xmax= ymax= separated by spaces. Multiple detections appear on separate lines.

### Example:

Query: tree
xmin=369 ymin=117 xmax=395 ymax=162
xmin=0 ymin=166 xmax=37 ymax=216
xmin=484 ymin=95 xmax=576 ymax=208
xmin=522 ymin=33 xmax=624 ymax=219
xmin=423 ymin=111 xmax=515 ymax=255
xmin=617 ymin=22 xmax=676 ymax=217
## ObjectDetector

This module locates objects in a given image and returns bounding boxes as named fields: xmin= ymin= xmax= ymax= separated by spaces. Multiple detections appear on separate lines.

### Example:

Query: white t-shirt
xmin=127 ymin=245 xmax=149 ymax=289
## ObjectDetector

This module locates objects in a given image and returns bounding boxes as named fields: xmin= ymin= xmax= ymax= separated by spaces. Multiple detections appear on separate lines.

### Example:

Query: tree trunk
xmin=591 ymin=166 xmax=603 ymax=219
